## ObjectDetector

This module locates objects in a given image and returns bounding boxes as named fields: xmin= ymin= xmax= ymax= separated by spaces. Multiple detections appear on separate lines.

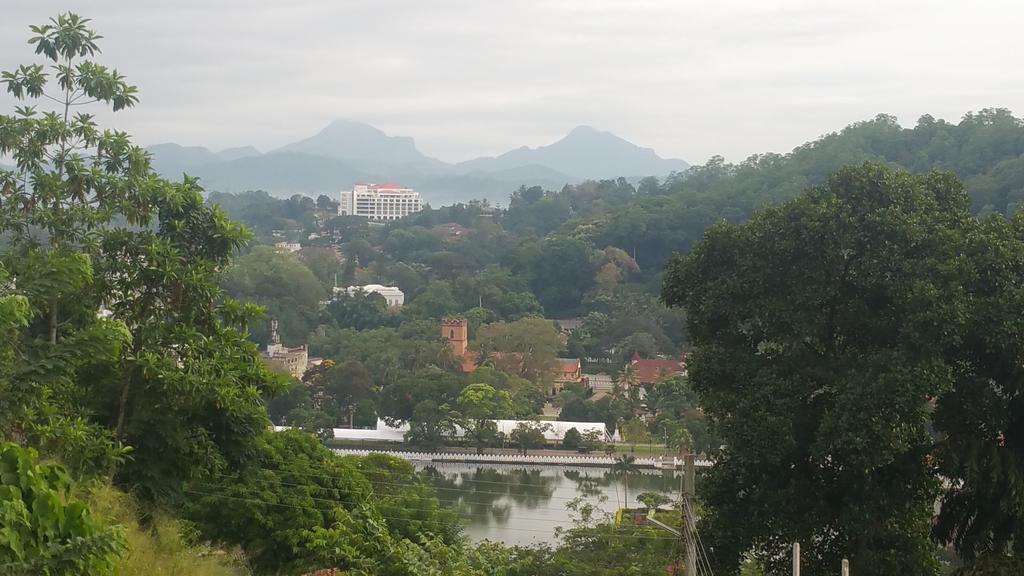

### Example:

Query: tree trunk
xmin=48 ymin=303 xmax=58 ymax=344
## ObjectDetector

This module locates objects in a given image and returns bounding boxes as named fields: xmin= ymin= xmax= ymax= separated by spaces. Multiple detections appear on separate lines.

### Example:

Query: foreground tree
xmin=1 ymin=13 xmax=285 ymax=500
xmin=931 ymin=214 xmax=1024 ymax=572
xmin=663 ymin=163 xmax=972 ymax=574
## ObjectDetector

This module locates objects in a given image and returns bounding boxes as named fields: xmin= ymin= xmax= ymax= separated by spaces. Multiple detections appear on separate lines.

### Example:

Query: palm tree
xmin=611 ymin=454 xmax=640 ymax=507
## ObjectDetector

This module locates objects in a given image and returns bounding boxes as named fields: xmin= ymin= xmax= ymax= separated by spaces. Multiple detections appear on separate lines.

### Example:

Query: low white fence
xmin=331 ymin=448 xmax=713 ymax=469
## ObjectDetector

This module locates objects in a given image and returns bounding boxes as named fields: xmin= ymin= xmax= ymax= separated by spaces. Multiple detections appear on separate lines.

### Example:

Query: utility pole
xmin=682 ymin=453 xmax=697 ymax=576
xmin=792 ymin=542 xmax=800 ymax=576
xmin=842 ymin=558 xmax=850 ymax=576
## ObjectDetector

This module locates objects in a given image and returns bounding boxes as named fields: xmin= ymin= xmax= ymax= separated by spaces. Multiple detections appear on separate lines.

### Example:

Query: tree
xmin=636 ymin=492 xmax=671 ymax=513
xmin=509 ymin=421 xmax=551 ymax=455
xmin=221 ymin=246 xmax=325 ymax=345
xmin=562 ymin=427 xmax=584 ymax=451
xmin=610 ymin=454 xmax=640 ymax=507
xmin=931 ymin=214 xmax=1024 ymax=568
xmin=619 ymin=419 xmax=650 ymax=452
xmin=509 ymin=237 xmax=596 ymax=316
xmin=405 ymin=400 xmax=457 ymax=450
xmin=456 ymin=383 xmax=513 ymax=454
xmin=324 ymin=290 xmax=390 ymax=331
xmin=187 ymin=430 xmax=463 ymax=574
xmin=0 ymin=441 xmax=123 ymax=574
xmin=662 ymin=163 xmax=971 ymax=575
xmin=299 ymin=246 xmax=343 ymax=293
xmin=474 ymin=317 xmax=561 ymax=383
xmin=1 ymin=13 xmax=287 ymax=501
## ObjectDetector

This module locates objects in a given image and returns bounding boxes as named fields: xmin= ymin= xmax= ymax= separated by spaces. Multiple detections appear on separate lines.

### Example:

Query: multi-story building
xmin=338 ymin=182 xmax=423 ymax=221
xmin=261 ymin=319 xmax=308 ymax=379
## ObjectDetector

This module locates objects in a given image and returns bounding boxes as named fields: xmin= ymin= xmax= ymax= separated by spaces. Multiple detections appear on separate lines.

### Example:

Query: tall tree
xmin=931 ymin=214 xmax=1024 ymax=571
xmin=1 ymin=14 xmax=286 ymax=500
xmin=456 ymin=383 xmax=513 ymax=454
xmin=663 ymin=163 xmax=972 ymax=575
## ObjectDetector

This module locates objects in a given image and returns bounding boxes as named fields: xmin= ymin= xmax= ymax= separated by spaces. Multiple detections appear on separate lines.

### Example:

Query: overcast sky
xmin=2 ymin=0 xmax=1021 ymax=165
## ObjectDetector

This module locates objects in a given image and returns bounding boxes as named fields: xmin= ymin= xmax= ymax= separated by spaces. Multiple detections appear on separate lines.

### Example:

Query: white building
xmin=325 ymin=419 xmax=620 ymax=443
xmin=338 ymin=182 xmax=423 ymax=221
xmin=334 ymin=284 xmax=405 ymax=308
xmin=274 ymin=241 xmax=301 ymax=253
xmin=261 ymin=319 xmax=308 ymax=379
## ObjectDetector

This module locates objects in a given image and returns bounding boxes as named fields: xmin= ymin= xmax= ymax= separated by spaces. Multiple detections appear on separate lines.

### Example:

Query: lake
xmin=415 ymin=462 xmax=682 ymax=546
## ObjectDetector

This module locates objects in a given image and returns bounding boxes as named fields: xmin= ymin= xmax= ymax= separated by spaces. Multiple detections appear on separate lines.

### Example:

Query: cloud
xmin=1 ymin=0 xmax=1022 ymax=164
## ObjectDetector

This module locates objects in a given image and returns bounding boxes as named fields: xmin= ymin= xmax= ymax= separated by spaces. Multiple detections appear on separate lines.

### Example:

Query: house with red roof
xmin=628 ymin=351 xmax=687 ymax=385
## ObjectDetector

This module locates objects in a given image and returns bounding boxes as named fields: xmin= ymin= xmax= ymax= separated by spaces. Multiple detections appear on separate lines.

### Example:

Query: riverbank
xmin=332 ymin=447 xmax=713 ymax=469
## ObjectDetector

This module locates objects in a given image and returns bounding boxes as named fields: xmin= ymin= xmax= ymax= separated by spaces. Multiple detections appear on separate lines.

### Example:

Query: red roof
xmin=368 ymin=182 xmax=405 ymax=190
xmin=630 ymin=356 xmax=686 ymax=384
xmin=557 ymin=358 xmax=581 ymax=373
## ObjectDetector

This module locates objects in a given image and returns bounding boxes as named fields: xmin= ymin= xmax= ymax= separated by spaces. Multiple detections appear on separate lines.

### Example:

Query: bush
xmin=0 ymin=441 xmax=123 ymax=575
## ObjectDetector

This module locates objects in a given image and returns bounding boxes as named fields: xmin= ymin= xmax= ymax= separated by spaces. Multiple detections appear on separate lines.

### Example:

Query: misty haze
xmin=2 ymin=3 xmax=1023 ymax=576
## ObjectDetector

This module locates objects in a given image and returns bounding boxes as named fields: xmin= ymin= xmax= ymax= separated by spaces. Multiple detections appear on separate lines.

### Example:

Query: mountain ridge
xmin=144 ymin=121 xmax=688 ymax=205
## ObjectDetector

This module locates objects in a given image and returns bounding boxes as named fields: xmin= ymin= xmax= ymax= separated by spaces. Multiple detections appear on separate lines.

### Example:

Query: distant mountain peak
xmin=566 ymin=125 xmax=600 ymax=136
xmin=274 ymin=119 xmax=434 ymax=167
xmin=458 ymin=126 xmax=688 ymax=179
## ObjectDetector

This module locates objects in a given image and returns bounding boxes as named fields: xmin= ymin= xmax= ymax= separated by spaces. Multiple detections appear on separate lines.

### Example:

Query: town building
xmin=335 ymin=284 xmax=405 ymax=308
xmin=552 ymin=358 xmax=584 ymax=396
xmin=338 ymin=182 xmax=423 ymax=221
xmin=628 ymin=351 xmax=687 ymax=385
xmin=440 ymin=318 xmax=586 ymax=388
xmin=261 ymin=319 xmax=309 ymax=379
xmin=274 ymin=241 xmax=302 ymax=253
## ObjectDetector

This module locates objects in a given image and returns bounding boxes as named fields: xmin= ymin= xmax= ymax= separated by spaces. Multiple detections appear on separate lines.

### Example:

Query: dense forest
xmin=4 ymin=11 xmax=1024 ymax=576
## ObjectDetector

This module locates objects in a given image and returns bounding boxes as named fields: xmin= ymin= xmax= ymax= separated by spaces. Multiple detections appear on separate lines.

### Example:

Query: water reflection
xmin=416 ymin=462 xmax=680 ymax=545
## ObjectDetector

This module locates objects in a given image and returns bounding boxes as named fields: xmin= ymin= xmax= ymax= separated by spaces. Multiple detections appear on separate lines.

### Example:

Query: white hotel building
xmin=338 ymin=182 xmax=423 ymax=221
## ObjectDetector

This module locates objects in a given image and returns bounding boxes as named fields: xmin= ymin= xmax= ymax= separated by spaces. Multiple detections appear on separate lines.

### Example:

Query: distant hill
xmin=145 ymin=121 xmax=688 ymax=205
xmin=190 ymin=153 xmax=373 ymax=196
xmin=218 ymin=146 xmax=261 ymax=162
xmin=145 ymin=143 xmax=222 ymax=179
xmin=457 ymin=125 xmax=689 ymax=179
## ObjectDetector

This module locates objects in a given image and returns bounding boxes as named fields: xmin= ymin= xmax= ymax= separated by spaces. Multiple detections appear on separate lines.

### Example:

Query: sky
xmin=2 ymin=0 xmax=1022 ymax=165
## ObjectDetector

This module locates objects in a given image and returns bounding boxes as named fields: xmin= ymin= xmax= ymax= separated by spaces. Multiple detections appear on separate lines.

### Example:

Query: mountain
xmin=189 ymin=153 xmax=374 ymax=196
xmin=145 ymin=121 xmax=688 ymax=205
xmin=218 ymin=146 xmax=261 ymax=162
xmin=457 ymin=125 xmax=688 ymax=179
xmin=146 ymin=143 xmax=222 ymax=178
xmin=274 ymin=120 xmax=444 ymax=171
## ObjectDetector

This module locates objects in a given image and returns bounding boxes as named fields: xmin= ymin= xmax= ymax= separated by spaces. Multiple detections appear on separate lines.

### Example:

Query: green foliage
xmin=222 ymin=245 xmax=325 ymax=345
xmin=324 ymin=289 xmax=392 ymax=330
xmin=0 ymin=442 xmax=123 ymax=575
xmin=508 ymin=237 xmax=596 ymax=317
xmin=509 ymin=421 xmax=551 ymax=455
xmin=931 ymin=213 xmax=1024 ymax=566
xmin=457 ymin=383 xmax=514 ymax=454
xmin=85 ymin=483 xmax=245 ymax=576
xmin=663 ymin=163 xmax=968 ymax=574
xmin=474 ymin=317 xmax=562 ymax=383
xmin=188 ymin=430 xmax=465 ymax=575
xmin=561 ymin=427 xmax=583 ymax=452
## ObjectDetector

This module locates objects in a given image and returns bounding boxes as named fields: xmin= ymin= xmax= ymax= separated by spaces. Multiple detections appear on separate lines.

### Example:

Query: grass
xmin=85 ymin=483 xmax=248 ymax=576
